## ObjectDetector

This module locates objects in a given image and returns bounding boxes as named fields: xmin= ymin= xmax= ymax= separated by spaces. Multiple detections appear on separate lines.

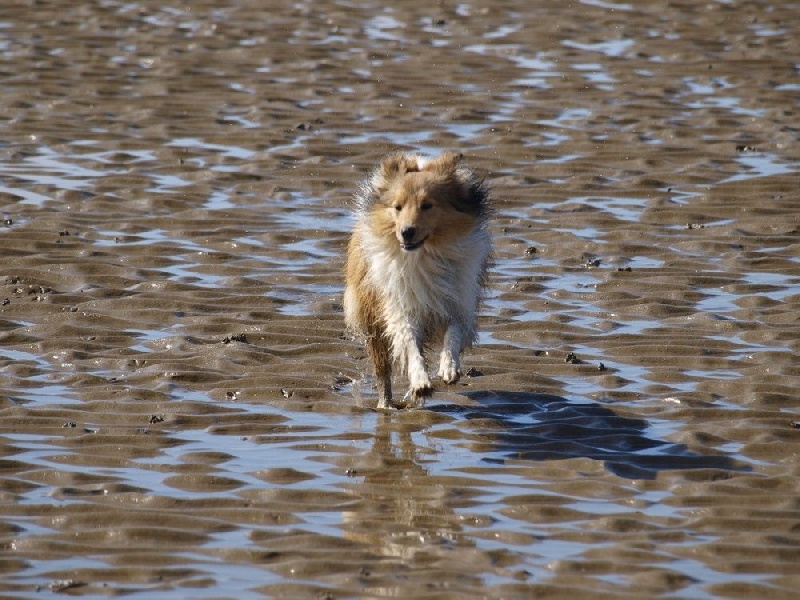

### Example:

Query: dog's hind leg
xmin=367 ymin=331 xmax=393 ymax=409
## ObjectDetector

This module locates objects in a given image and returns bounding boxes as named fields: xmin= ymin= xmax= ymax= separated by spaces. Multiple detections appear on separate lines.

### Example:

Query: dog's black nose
xmin=401 ymin=226 xmax=416 ymax=241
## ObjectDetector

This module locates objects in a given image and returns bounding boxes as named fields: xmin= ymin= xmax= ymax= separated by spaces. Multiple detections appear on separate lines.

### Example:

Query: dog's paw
xmin=438 ymin=364 xmax=461 ymax=384
xmin=412 ymin=384 xmax=433 ymax=401
xmin=376 ymin=396 xmax=393 ymax=411
xmin=399 ymin=384 xmax=433 ymax=408
xmin=438 ymin=354 xmax=461 ymax=384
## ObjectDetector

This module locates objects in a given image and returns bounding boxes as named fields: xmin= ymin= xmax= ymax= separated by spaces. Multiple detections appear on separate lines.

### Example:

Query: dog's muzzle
xmin=400 ymin=226 xmax=426 ymax=251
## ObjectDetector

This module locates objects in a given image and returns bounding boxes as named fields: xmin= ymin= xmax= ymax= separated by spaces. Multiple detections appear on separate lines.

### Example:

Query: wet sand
xmin=1 ymin=0 xmax=799 ymax=597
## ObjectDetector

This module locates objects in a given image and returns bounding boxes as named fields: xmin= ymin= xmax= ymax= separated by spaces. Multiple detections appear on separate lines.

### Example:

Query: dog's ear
xmin=427 ymin=151 xmax=463 ymax=175
xmin=380 ymin=154 xmax=420 ymax=180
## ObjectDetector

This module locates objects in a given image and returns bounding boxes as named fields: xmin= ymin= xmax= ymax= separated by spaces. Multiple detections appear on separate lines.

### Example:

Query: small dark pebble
xmin=226 ymin=390 xmax=239 ymax=400
xmin=3 ymin=218 xmax=12 ymax=226
xmin=63 ymin=421 xmax=77 ymax=428
xmin=222 ymin=332 xmax=248 ymax=344
xmin=686 ymin=223 xmax=705 ymax=230
xmin=585 ymin=258 xmax=601 ymax=268
xmin=736 ymin=144 xmax=756 ymax=153
xmin=281 ymin=388 xmax=293 ymax=398
xmin=59 ymin=230 xmax=70 ymax=236
xmin=791 ymin=421 xmax=800 ymax=429
xmin=2 ymin=298 xmax=9 ymax=306
xmin=565 ymin=352 xmax=580 ymax=364
xmin=515 ymin=569 xmax=533 ymax=581
xmin=465 ymin=367 xmax=483 ymax=377
xmin=148 ymin=415 xmax=165 ymax=424
xmin=525 ymin=246 xmax=537 ymax=256
xmin=617 ymin=266 xmax=632 ymax=272
xmin=346 ymin=468 xmax=359 ymax=477
xmin=598 ymin=362 xmax=606 ymax=371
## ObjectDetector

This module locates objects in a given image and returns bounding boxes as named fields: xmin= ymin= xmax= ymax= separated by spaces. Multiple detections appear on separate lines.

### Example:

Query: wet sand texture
xmin=2 ymin=0 xmax=800 ymax=597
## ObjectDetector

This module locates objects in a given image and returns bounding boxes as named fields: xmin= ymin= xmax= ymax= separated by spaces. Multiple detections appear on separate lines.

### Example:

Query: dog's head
xmin=370 ymin=151 xmax=485 ymax=252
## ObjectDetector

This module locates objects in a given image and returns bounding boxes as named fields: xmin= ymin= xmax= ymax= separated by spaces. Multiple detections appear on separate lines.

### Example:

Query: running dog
xmin=343 ymin=151 xmax=492 ymax=409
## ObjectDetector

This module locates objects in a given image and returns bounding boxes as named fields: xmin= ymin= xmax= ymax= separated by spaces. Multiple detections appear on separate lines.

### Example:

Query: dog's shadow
xmin=431 ymin=390 xmax=747 ymax=480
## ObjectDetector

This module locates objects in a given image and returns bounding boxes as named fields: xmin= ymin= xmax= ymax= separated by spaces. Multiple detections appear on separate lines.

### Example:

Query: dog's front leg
xmin=438 ymin=323 xmax=463 ymax=384
xmin=396 ymin=327 xmax=432 ymax=408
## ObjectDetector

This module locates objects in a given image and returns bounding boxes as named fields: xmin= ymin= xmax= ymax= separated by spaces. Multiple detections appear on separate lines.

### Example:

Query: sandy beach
xmin=1 ymin=0 xmax=799 ymax=597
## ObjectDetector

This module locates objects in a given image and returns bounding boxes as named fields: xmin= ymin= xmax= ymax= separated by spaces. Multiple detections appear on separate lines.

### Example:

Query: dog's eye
xmin=394 ymin=204 xmax=402 ymax=212
xmin=421 ymin=202 xmax=433 ymax=211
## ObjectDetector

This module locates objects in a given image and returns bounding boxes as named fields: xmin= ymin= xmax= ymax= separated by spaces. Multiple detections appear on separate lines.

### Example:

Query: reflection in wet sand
xmin=340 ymin=416 xmax=479 ymax=597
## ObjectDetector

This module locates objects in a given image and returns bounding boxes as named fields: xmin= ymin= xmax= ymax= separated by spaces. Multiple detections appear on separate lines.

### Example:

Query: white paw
xmin=401 ymin=383 xmax=433 ymax=408
xmin=438 ymin=353 xmax=461 ymax=384
xmin=408 ymin=361 xmax=432 ymax=394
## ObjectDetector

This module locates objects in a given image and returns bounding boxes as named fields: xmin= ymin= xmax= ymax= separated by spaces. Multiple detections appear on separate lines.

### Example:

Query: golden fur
xmin=344 ymin=151 xmax=492 ymax=409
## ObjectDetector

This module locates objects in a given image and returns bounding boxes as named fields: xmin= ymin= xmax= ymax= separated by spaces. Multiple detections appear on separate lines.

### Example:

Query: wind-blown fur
xmin=343 ymin=151 xmax=492 ymax=409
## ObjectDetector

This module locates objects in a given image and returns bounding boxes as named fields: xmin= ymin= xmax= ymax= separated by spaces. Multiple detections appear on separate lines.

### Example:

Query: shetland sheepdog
xmin=343 ymin=151 xmax=492 ymax=409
